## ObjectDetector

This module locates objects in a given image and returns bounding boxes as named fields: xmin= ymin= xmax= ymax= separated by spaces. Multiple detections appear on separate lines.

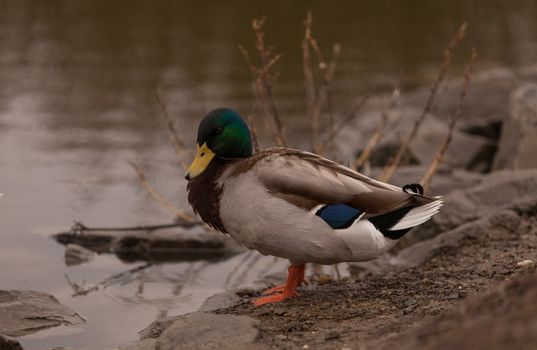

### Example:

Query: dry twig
xmin=378 ymin=22 xmax=468 ymax=182
xmin=239 ymin=17 xmax=286 ymax=147
xmin=247 ymin=113 xmax=260 ymax=153
xmin=353 ymin=88 xmax=401 ymax=170
xmin=128 ymin=160 xmax=197 ymax=223
xmin=303 ymin=12 xmax=342 ymax=154
xmin=303 ymin=12 xmax=318 ymax=150
xmin=65 ymin=263 xmax=153 ymax=297
xmin=246 ymin=103 xmax=260 ymax=153
xmin=65 ymin=274 xmax=100 ymax=296
xmin=421 ymin=48 xmax=477 ymax=192
xmin=155 ymin=90 xmax=188 ymax=171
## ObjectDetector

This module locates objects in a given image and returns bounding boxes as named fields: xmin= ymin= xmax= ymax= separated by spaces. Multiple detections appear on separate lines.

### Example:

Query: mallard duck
xmin=186 ymin=108 xmax=442 ymax=306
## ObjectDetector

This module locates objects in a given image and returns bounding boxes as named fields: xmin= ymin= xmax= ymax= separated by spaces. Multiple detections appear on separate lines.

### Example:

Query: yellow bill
xmin=185 ymin=143 xmax=215 ymax=180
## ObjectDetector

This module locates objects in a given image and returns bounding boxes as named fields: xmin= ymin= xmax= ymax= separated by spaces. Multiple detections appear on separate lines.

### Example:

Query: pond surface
xmin=1 ymin=1 xmax=536 ymax=349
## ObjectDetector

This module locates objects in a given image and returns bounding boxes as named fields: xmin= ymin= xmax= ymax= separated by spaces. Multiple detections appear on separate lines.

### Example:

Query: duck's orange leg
xmin=254 ymin=264 xmax=306 ymax=307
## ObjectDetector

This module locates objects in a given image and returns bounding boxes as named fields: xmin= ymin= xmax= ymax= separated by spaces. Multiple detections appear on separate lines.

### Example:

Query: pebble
xmin=403 ymin=297 xmax=417 ymax=307
xmin=274 ymin=307 xmax=286 ymax=316
xmin=318 ymin=274 xmax=332 ymax=285
xmin=516 ymin=259 xmax=534 ymax=268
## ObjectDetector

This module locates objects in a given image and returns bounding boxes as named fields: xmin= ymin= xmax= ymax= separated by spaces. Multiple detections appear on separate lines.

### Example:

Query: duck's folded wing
xmin=253 ymin=148 xmax=433 ymax=216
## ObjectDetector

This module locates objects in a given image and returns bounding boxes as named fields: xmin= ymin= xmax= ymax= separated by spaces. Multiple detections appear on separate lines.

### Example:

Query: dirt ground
xmin=219 ymin=214 xmax=537 ymax=349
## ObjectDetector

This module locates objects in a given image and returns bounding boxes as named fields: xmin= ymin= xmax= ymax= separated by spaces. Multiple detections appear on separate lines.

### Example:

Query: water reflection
xmin=1 ymin=1 xmax=537 ymax=349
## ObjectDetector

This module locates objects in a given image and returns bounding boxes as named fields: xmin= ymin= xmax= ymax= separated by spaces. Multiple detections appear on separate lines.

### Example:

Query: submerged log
xmin=53 ymin=221 xmax=244 ymax=263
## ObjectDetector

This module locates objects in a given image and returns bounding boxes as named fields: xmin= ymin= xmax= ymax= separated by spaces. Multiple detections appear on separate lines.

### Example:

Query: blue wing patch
xmin=315 ymin=204 xmax=362 ymax=229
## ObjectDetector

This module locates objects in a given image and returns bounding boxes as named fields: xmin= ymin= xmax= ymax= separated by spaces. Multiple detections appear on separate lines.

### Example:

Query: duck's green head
xmin=185 ymin=108 xmax=252 ymax=180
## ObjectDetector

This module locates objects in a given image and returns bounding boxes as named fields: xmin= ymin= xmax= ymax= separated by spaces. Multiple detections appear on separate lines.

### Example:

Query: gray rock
xmin=199 ymin=291 xmax=242 ymax=312
xmin=494 ymin=83 xmax=537 ymax=170
xmin=393 ymin=210 xmax=521 ymax=268
xmin=338 ymin=107 xmax=495 ymax=171
xmin=65 ymin=243 xmax=95 ymax=266
xmin=403 ymin=169 xmax=537 ymax=245
xmin=119 ymin=338 xmax=157 ymax=350
xmin=370 ymin=165 xmax=484 ymax=195
xmin=139 ymin=316 xmax=181 ymax=340
xmin=404 ymin=67 xmax=518 ymax=127
xmin=0 ymin=290 xmax=85 ymax=337
xmin=0 ymin=333 xmax=24 ymax=350
xmin=155 ymin=312 xmax=263 ymax=350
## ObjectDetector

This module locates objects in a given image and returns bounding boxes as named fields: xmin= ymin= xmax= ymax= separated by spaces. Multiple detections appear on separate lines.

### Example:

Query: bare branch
xmin=252 ymin=18 xmax=286 ymax=147
xmin=128 ymin=160 xmax=197 ymax=223
xmin=303 ymin=12 xmax=343 ymax=155
xmin=354 ymin=88 xmax=401 ymax=170
xmin=238 ymin=45 xmax=258 ymax=75
xmin=155 ymin=90 xmax=188 ymax=171
xmin=303 ymin=12 xmax=318 ymax=151
xmin=247 ymin=103 xmax=260 ymax=153
xmin=378 ymin=22 xmax=467 ymax=182
xmin=239 ymin=18 xmax=286 ymax=147
xmin=421 ymin=48 xmax=477 ymax=192
xmin=314 ymin=42 xmax=342 ymax=155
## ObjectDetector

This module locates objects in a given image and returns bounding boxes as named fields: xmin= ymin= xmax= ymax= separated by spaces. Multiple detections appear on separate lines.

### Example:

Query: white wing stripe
xmin=389 ymin=199 xmax=444 ymax=230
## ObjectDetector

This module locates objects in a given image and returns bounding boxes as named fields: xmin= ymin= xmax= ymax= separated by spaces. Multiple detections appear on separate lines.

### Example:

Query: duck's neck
xmin=186 ymin=157 xmax=234 ymax=233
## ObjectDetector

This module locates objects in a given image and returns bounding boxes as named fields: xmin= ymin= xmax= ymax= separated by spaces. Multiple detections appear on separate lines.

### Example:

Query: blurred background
xmin=1 ymin=1 xmax=537 ymax=349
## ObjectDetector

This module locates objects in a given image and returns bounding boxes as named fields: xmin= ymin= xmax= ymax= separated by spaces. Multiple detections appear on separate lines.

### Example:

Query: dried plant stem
xmin=303 ymin=12 xmax=318 ymax=151
xmin=322 ymin=95 xmax=369 ymax=143
xmin=66 ymin=263 xmax=153 ymax=297
xmin=247 ymin=106 xmax=260 ymax=153
xmin=421 ymin=48 xmax=477 ymax=192
xmin=239 ymin=17 xmax=286 ymax=147
xmin=65 ymin=273 xmax=101 ymax=296
xmin=354 ymin=128 xmax=384 ymax=170
xmin=303 ymin=12 xmax=342 ymax=154
xmin=354 ymin=88 xmax=401 ymax=170
xmin=378 ymin=22 xmax=467 ymax=183
xmin=321 ymin=43 xmax=342 ymax=153
xmin=313 ymin=43 xmax=342 ymax=154
xmin=128 ymin=160 xmax=197 ymax=223
xmin=155 ymin=91 xmax=188 ymax=171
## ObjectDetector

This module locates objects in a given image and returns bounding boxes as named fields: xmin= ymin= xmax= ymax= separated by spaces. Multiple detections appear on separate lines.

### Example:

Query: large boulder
xmin=370 ymin=165 xmax=484 ymax=195
xmin=402 ymin=169 xmax=537 ymax=246
xmin=494 ymin=83 xmax=537 ymax=170
xmin=338 ymin=106 xmax=495 ymax=171
xmin=119 ymin=339 xmax=157 ymax=350
xmin=0 ymin=334 xmax=24 ymax=350
xmin=403 ymin=67 xmax=519 ymax=127
xmin=393 ymin=209 xmax=520 ymax=268
xmin=155 ymin=312 xmax=263 ymax=350
xmin=0 ymin=290 xmax=84 ymax=337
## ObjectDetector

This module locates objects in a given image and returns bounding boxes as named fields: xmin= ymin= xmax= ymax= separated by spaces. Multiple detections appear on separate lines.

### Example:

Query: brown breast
xmin=186 ymin=158 xmax=232 ymax=233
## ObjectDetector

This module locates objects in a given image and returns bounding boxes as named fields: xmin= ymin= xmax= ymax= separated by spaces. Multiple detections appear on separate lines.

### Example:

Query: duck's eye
xmin=215 ymin=127 xmax=224 ymax=135
xmin=200 ymin=152 xmax=205 ymax=157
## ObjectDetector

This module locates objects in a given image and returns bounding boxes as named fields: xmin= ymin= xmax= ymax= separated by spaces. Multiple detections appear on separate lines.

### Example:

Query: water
xmin=1 ymin=1 xmax=536 ymax=349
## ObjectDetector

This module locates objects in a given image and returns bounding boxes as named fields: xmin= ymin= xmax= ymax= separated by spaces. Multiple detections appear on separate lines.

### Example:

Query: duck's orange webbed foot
xmin=254 ymin=264 xmax=306 ymax=307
